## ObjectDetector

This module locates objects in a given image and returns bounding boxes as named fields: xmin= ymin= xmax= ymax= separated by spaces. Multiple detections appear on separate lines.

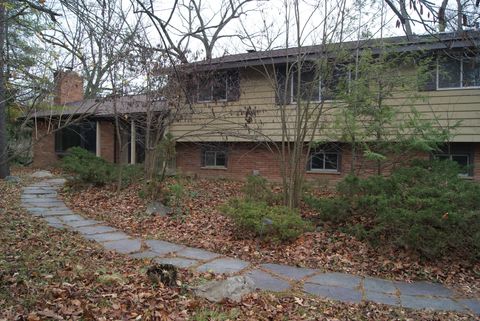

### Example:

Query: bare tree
xmin=40 ymin=0 xmax=142 ymax=97
xmin=134 ymin=0 xmax=256 ymax=62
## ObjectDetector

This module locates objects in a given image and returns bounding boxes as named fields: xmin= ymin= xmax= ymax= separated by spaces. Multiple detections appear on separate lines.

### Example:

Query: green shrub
xmin=118 ymin=164 xmax=144 ymax=187
xmin=61 ymin=147 xmax=144 ymax=188
xmin=61 ymin=147 xmax=115 ymax=186
xmin=166 ymin=182 xmax=187 ymax=215
xmin=307 ymin=159 xmax=480 ymax=260
xmin=221 ymin=198 xmax=312 ymax=242
xmin=242 ymin=175 xmax=273 ymax=203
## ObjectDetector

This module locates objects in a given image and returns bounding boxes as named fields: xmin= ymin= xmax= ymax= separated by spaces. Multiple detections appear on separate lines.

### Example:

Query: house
xmin=170 ymin=31 xmax=480 ymax=182
xmin=30 ymin=70 xmax=166 ymax=167
xmin=30 ymin=31 xmax=480 ymax=182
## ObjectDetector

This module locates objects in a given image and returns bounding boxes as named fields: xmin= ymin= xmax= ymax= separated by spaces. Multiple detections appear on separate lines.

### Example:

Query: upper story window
xmin=276 ymin=63 xmax=350 ymax=104
xmin=196 ymin=70 xmax=240 ymax=103
xmin=437 ymin=55 xmax=480 ymax=89
xmin=54 ymin=121 xmax=96 ymax=155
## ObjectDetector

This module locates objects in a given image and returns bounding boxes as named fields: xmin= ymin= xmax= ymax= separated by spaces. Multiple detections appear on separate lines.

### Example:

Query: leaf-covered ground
xmin=60 ymin=177 xmax=480 ymax=298
xmin=1 ymin=172 xmax=478 ymax=320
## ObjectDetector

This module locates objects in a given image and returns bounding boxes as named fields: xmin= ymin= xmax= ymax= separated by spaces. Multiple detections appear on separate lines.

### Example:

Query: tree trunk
xmin=0 ymin=0 xmax=10 ymax=178
xmin=438 ymin=0 xmax=449 ymax=32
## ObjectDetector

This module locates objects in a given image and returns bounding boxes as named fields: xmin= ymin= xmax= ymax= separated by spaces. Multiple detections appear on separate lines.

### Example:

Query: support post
xmin=130 ymin=120 xmax=136 ymax=164
xmin=96 ymin=121 xmax=101 ymax=157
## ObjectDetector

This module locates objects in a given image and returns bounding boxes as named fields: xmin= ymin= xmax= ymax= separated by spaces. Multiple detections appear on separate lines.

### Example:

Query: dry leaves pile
xmin=0 ymin=173 xmax=477 ymax=320
xmin=61 ymin=177 xmax=480 ymax=298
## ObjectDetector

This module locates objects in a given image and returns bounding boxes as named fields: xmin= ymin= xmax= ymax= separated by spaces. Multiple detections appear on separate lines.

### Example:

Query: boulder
xmin=146 ymin=201 xmax=172 ymax=216
xmin=4 ymin=176 xmax=21 ymax=183
xmin=30 ymin=170 xmax=53 ymax=178
xmin=195 ymin=275 xmax=255 ymax=302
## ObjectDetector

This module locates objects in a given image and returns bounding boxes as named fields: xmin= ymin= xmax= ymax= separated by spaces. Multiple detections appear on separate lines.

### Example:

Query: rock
xmin=146 ymin=201 xmax=171 ymax=216
xmin=195 ymin=275 xmax=255 ymax=302
xmin=4 ymin=176 xmax=21 ymax=183
xmin=31 ymin=170 xmax=53 ymax=178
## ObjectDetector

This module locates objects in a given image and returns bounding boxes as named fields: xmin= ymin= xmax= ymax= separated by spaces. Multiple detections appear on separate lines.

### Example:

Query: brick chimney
xmin=53 ymin=70 xmax=84 ymax=105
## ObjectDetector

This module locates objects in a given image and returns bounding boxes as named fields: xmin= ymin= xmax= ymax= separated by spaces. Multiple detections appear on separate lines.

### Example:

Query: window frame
xmin=308 ymin=150 xmax=341 ymax=173
xmin=291 ymin=67 xmax=322 ymax=103
xmin=436 ymin=55 xmax=480 ymax=90
xmin=202 ymin=149 xmax=228 ymax=168
xmin=280 ymin=64 xmax=351 ymax=105
xmin=54 ymin=121 xmax=97 ymax=155
xmin=197 ymin=73 xmax=229 ymax=103
xmin=433 ymin=153 xmax=472 ymax=177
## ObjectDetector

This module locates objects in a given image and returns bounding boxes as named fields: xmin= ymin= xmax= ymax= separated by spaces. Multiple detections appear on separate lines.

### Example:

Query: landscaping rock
xmin=195 ymin=275 xmax=255 ymax=302
xmin=30 ymin=170 xmax=53 ymax=178
xmin=146 ymin=201 xmax=171 ymax=216
xmin=4 ymin=175 xmax=21 ymax=183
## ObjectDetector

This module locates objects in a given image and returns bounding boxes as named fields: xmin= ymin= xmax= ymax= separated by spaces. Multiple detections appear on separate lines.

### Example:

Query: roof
xmin=190 ymin=31 xmax=480 ymax=71
xmin=31 ymin=95 xmax=167 ymax=119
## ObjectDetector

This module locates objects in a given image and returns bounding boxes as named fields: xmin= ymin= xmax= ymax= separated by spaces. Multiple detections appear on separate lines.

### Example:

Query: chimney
xmin=53 ymin=69 xmax=84 ymax=105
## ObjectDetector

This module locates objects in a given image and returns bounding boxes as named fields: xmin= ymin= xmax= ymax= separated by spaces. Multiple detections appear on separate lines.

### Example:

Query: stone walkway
xmin=21 ymin=178 xmax=480 ymax=315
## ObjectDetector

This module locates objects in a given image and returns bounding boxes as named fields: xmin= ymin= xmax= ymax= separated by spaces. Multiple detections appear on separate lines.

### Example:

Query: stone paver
xmin=459 ymin=299 xmax=480 ymax=314
xmin=19 ymin=178 xmax=480 ymax=315
xmin=395 ymin=281 xmax=454 ymax=297
xmin=64 ymin=219 xmax=101 ymax=228
xmin=146 ymin=239 xmax=185 ymax=256
xmin=155 ymin=257 xmax=198 ymax=268
xmin=84 ymin=232 xmax=131 ymax=243
xmin=246 ymin=269 xmax=291 ymax=292
xmin=129 ymin=251 xmax=160 ymax=259
xmin=43 ymin=216 xmax=63 ymax=225
xmin=197 ymin=258 xmax=249 ymax=274
xmin=306 ymin=272 xmax=362 ymax=289
xmin=175 ymin=247 xmax=220 ymax=261
xmin=261 ymin=263 xmax=316 ymax=280
xmin=102 ymin=239 xmax=142 ymax=254
xmin=364 ymin=291 xmax=400 ymax=306
xmin=304 ymin=283 xmax=362 ymax=303
xmin=76 ymin=225 xmax=117 ymax=235
xmin=363 ymin=277 xmax=398 ymax=294
xmin=59 ymin=214 xmax=86 ymax=222
xmin=400 ymin=295 xmax=466 ymax=312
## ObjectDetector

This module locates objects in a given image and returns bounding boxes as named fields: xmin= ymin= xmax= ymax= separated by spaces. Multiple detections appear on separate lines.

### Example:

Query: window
xmin=437 ymin=55 xmax=480 ymax=89
xmin=308 ymin=146 xmax=341 ymax=172
xmin=55 ymin=121 xmax=96 ymax=154
xmin=292 ymin=65 xmax=321 ymax=102
xmin=276 ymin=64 xmax=350 ymax=104
xmin=433 ymin=143 xmax=474 ymax=177
xmin=197 ymin=71 xmax=240 ymax=102
xmin=201 ymin=145 xmax=228 ymax=168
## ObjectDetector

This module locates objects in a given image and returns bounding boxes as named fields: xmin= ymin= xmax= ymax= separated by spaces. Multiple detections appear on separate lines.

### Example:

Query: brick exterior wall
xmin=474 ymin=143 xmax=480 ymax=180
xmin=32 ymin=121 xmax=58 ymax=168
xmin=99 ymin=121 xmax=115 ymax=162
xmin=175 ymin=142 xmax=480 ymax=183
xmin=31 ymin=120 xmax=116 ymax=168
xmin=53 ymin=71 xmax=84 ymax=105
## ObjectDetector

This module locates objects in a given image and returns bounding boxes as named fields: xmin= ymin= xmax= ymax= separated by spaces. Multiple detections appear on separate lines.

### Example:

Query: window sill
xmin=197 ymin=99 xmax=228 ymax=103
xmin=201 ymin=166 xmax=228 ymax=170
xmin=437 ymin=86 xmax=480 ymax=91
xmin=306 ymin=170 xmax=341 ymax=174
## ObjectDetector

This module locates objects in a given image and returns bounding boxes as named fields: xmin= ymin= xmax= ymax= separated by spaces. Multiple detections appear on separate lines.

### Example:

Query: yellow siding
xmin=169 ymin=67 xmax=480 ymax=142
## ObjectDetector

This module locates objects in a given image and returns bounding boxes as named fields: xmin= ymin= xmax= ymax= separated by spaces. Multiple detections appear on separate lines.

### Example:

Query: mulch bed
xmin=60 ymin=177 xmax=480 ymax=298
xmin=2 ymin=172 xmax=477 ymax=320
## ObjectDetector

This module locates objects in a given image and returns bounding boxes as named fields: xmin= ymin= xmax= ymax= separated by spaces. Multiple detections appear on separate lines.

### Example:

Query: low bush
xmin=242 ymin=175 xmax=273 ymax=203
xmin=61 ymin=147 xmax=115 ymax=186
xmin=61 ymin=147 xmax=143 ymax=187
xmin=221 ymin=198 xmax=312 ymax=242
xmin=306 ymin=159 xmax=480 ymax=260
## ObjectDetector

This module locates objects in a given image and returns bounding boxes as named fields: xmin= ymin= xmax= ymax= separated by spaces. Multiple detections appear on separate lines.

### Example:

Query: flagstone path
xmin=21 ymin=178 xmax=480 ymax=315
